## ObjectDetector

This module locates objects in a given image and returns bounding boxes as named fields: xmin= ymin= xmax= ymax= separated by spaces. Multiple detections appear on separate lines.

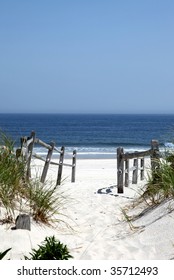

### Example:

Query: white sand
xmin=1 ymin=157 xmax=174 ymax=260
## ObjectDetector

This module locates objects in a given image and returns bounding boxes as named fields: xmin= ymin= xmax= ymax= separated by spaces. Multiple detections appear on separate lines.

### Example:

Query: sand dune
xmin=0 ymin=158 xmax=174 ymax=260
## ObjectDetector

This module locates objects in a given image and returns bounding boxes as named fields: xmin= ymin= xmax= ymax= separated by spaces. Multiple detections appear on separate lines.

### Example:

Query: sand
xmin=0 ymin=157 xmax=174 ymax=260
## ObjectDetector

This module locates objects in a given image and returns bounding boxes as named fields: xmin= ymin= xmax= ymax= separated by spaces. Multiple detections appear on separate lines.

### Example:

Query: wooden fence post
xmin=41 ymin=141 xmax=55 ymax=183
xmin=56 ymin=146 xmax=65 ymax=186
xmin=151 ymin=139 xmax=160 ymax=182
xmin=117 ymin=147 xmax=124 ymax=193
xmin=116 ymin=140 xmax=160 ymax=193
xmin=21 ymin=136 xmax=28 ymax=161
xmin=71 ymin=150 xmax=76 ymax=183
xmin=26 ymin=131 xmax=36 ymax=180
xmin=125 ymin=159 xmax=129 ymax=187
xmin=14 ymin=214 xmax=31 ymax=231
xmin=132 ymin=158 xmax=138 ymax=184
xmin=151 ymin=140 xmax=160 ymax=170
xmin=140 ymin=158 xmax=145 ymax=180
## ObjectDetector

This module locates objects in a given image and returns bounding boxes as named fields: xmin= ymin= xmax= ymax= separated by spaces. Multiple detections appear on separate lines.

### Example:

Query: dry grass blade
xmin=27 ymin=179 xmax=66 ymax=225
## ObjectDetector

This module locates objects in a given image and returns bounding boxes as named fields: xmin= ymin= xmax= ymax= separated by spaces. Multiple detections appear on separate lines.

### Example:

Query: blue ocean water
xmin=0 ymin=114 xmax=174 ymax=158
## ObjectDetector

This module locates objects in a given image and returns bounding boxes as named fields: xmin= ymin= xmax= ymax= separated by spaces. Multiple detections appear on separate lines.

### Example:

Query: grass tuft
xmin=0 ymin=132 xmax=67 ymax=226
xmin=27 ymin=179 xmax=65 ymax=224
xmin=142 ymin=156 xmax=174 ymax=205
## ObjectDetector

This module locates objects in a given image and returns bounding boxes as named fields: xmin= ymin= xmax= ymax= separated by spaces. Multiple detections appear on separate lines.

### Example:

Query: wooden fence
xmin=17 ymin=131 xmax=77 ymax=185
xmin=117 ymin=140 xmax=160 ymax=193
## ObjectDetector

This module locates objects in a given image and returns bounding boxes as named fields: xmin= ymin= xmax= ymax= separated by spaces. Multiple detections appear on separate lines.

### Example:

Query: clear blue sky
xmin=0 ymin=0 xmax=174 ymax=114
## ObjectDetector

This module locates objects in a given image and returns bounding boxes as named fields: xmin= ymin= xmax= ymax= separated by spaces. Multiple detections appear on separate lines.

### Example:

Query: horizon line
xmin=0 ymin=112 xmax=174 ymax=115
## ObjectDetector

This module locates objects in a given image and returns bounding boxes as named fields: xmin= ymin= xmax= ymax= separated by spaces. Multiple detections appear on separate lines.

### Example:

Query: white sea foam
xmin=164 ymin=142 xmax=174 ymax=148
xmin=30 ymin=146 xmax=151 ymax=159
xmin=15 ymin=144 xmax=167 ymax=159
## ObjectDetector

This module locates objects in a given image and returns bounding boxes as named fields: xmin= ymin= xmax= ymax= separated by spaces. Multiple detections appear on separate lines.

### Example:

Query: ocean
xmin=0 ymin=113 xmax=174 ymax=159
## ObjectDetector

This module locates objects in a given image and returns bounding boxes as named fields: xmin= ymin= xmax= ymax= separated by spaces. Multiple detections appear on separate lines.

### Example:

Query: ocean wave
xmin=32 ymin=145 xmax=149 ymax=154
xmin=24 ymin=145 xmax=150 ymax=159
xmin=164 ymin=142 xmax=174 ymax=148
xmin=14 ymin=143 xmax=169 ymax=160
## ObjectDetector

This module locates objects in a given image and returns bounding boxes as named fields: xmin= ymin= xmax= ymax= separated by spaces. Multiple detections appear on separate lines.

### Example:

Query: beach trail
xmin=1 ymin=158 xmax=174 ymax=260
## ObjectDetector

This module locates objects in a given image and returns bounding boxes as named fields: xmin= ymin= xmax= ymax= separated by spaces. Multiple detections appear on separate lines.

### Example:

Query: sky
xmin=0 ymin=0 xmax=174 ymax=114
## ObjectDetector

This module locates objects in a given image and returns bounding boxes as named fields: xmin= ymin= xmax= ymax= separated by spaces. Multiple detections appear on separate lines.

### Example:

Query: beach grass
xmin=26 ymin=179 xmax=65 ymax=225
xmin=0 ymin=132 xmax=66 ymax=226
xmin=0 ymin=133 xmax=26 ymax=221
xmin=142 ymin=155 xmax=174 ymax=204
xmin=119 ymin=149 xmax=174 ymax=232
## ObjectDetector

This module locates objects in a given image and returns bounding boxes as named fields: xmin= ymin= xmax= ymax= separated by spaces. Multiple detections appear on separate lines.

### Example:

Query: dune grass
xmin=26 ymin=179 xmax=66 ymax=225
xmin=0 ymin=133 xmax=26 ymax=221
xmin=142 ymin=154 xmax=174 ymax=204
xmin=120 ymin=149 xmax=174 ymax=229
xmin=0 ymin=132 xmax=65 ymax=225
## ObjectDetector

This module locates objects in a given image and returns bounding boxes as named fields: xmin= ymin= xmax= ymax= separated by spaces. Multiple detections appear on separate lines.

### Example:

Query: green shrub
xmin=0 ymin=248 xmax=11 ymax=260
xmin=25 ymin=236 xmax=73 ymax=260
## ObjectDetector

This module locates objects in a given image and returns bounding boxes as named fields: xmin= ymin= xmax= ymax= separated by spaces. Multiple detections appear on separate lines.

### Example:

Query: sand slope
xmin=0 ymin=158 xmax=174 ymax=260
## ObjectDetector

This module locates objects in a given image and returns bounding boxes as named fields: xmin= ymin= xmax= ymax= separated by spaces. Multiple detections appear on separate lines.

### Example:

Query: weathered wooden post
xmin=26 ymin=131 xmax=36 ymax=179
xmin=117 ymin=147 xmax=124 ymax=193
xmin=41 ymin=141 xmax=55 ymax=183
xmin=132 ymin=158 xmax=138 ymax=184
xmin=140 ymin=158 xmax=145 ymax=180
xmin=125 ymin=158 xmax=129 ymax=187
xmin=151 ymin=140 xmax=160 ymax=170
xmin=151 ymin=139 xmax=160 ymax=182
xmin=71 ymin=150 xmax=77 ymax=183
xmin=56 ymin=146 xmax=65 ymax=186
xmin=14 ymin=214 xmax=31 ymax=231
xmin=20 ymin=136 xmax=28 ymax=161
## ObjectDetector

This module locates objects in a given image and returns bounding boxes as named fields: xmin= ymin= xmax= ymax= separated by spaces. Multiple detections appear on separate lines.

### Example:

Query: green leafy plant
xmin=25 ymin=236 xmax=73 ymax=260
xmin=0 ymin=248 xmax=11 ymax=260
